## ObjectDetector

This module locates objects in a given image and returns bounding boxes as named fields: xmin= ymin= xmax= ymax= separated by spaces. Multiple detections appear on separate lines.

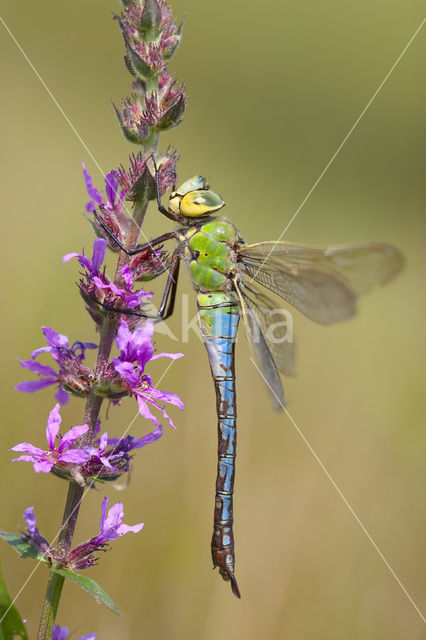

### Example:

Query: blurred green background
xmin=1 ymin=1 xmax=425 ymax=638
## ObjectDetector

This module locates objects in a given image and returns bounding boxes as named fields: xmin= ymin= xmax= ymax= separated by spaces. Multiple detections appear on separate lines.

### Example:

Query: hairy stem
xmin=36 ymin=570 xmax=65 ymax=640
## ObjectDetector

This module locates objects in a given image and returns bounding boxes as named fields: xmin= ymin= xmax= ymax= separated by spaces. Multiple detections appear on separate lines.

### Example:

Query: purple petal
xmin=124 ymin=291 xmax=149 ymax=308
xmin=62 ymin=251 xmax=84 ymax=264
xmin=134 ymin=342 xmax=155 ymax=370
xmin=105 ymin=171 xmax=119 ymax=207
xmin=81 ymin=342 xmax=98 ymax=349
xmin=59 ymin=449 xmax=91 ymax=464
xmin=83 ymin=163 xmax=103 ymax=206
xmin=83 ymin=445 xmax=98 ymax=458
xmin=98 ymin=501 xmax=143 ymax=540
xmin=23 ymin=506 xmax=37 ymax=534
xmin=99 ymin=496 xmax=109 ymax=529
xmin=101 ymin=501 xmax=123 ymax=534
xmin=92 ymin=277 xmax=124 ymax=296
xmin=147 ymin=387 xmax=184 ymax=411
xmin=136 ymin=396 xmax=162 ymax=427
xmin=151 ymin=399 xmax=178 ymax=429
xmin=57 ymin=424 xmax=89 ymax=453
xmin=116 ymin=521 xmax=144 ymax=536
xmin=99 ymin=431 xmax=108 ymax=453
xmin=112 ymin=360 xmax=139 ymax=387
xmin=129 ymin=424 xmax=163 ymax=449
xmin=115 ymin=319 xmax=156 ymax=369
xmin=86 ymin=200 xmax=97 ymax=213
xmin=138 ymin=391 xmax=182 ymax=430
xmin=52 ymin=625 xmax=69 ymax=640
xmin=77 ymin=634 xmax=98 ymax=640
xmin=16 ymin=358 xmax=57 ymax=378
xmin=41 ymin=326 xmax=68 ymax=349
xmin=151 ymin=352 xmax=184 ymax=361
xmin=121 ymin=265 xmax=133 ymax=290
xmin=11 ymin=442 xmax=46 ymax=456
xmin=55 ymin=386 xmax=69 ymax=405
xmin=91 ymin=238 xmax=107 ymax=273
xmin=30 ymin=346 xmax=53 ymax=358
xmin=98 ymin=455 xmax=115 ymax=470
xmin=12 ymin=454 xmax=43 ymax=463
xmin=12 ymin=454 xmax=54 ymax=472
xmin=71 ymin=341 xmax=98 ymax=361
xmin=117 ymin=188 xmax=125 ymax=208
xmin=132 ymin=321 xmax=154 ymax=346
xmin=15 ymin=379 xmax=56 ymax=393
xmin=33 ymin=459 xmax=54 ymax=473
xmin=46 ymin=404 xmax=61 ymax=450
xmin=114 ymin=320 xmax=133 ymax=355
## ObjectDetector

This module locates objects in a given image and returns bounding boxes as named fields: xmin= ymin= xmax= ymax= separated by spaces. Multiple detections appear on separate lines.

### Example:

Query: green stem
xmin=36 ymin=571 xmax=65 ymax=640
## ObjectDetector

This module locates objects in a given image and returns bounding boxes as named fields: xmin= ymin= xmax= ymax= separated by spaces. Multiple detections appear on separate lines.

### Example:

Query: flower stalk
xmin=2 ymin=1 xmax=187 ymax=637
xmin=37 ymin=197 xmax=155 ymax=640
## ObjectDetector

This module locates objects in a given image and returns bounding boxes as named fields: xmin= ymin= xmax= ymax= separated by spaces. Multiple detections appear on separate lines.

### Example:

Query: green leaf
xmin=0 ymin=532 xmax=48 ymax=563
xmin=0 ymin=564 xmax=29 ymax=640
xmin=55 ymin=568 xmax=121 ymax=615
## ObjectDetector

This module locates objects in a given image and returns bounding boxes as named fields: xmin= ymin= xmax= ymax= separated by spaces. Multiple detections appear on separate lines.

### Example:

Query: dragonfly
xmin=94 ymin=171 xmax=404 ymax=598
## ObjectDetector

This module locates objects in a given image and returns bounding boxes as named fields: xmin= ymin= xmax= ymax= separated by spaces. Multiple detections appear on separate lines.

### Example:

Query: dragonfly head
xmin=168 ymin=175 xmax=225 ymax=220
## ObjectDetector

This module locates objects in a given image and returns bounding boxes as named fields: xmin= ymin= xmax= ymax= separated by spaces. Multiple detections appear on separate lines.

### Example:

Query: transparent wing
xmin=234 ymin=284 xmax=285 ymax=408
xmin=239 ymin=241 xmax=404 ymax=325
xmin=241 ymin=282 xmax=296 ymax=377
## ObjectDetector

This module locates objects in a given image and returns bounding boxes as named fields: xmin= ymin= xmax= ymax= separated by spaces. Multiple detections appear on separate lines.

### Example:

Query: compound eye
xmin=176 ymin=175 xmax=206 ymax=196
xmin=180 ymin=190 xmax=225 ymax=217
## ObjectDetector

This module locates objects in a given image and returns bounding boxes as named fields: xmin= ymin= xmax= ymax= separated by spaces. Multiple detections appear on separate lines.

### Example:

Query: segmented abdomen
xmin=197 ymin=291 xmax=241 ymax=598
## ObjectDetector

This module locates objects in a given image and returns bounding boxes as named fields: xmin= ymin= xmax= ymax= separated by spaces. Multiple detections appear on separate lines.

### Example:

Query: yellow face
xmin=179 ymin=189 xmax=225 ymax=217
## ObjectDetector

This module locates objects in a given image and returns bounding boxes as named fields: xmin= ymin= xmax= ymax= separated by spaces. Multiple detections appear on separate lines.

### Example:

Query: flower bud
xmin=157 ymin=92 xmax=186 ymax=130
xmin=139 ymin=0 xmax=162 ymax=32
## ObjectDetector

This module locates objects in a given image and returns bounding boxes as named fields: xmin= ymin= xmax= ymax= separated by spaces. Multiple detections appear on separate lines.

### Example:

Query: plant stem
xmin=36 ymin=570 xmax=65 ymax=640
xmin=37 ymin=197 xmax=150 ymax=639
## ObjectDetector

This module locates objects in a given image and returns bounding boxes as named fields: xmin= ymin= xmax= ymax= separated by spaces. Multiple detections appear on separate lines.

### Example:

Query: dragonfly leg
xmin=94 ymin=210 xmax=176 ymax=256
xmin=90 ymin=251 xmax=180 ymax=322
xmin=153 ymin=157 xmax=179 ymax=222
xmin=157 ymin=251 xmax=180 ymax=320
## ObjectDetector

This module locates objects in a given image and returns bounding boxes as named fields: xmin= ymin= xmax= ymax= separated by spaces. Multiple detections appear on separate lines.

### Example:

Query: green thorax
xmin=185 ymin=219 xmax=240 ymax=291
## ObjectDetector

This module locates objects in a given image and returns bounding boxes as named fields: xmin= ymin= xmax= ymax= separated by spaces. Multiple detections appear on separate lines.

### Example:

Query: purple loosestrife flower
xmin=22 ymin=507 xmax=52 ymax=558
xmin=63 ymin=238 xmax=154 ymax=318
xmin=53 ymin=626 xmax=97 ymax=640
xmin=144 ymin=72 xmax=187 ymax=131
xmin=115 ymin=147 xmax=178 ymax=202
xmin=115 ymin=72 xmax=187 ymax=144
xmin=81 ymin=422 xmax=163 ymax=482
xmin=106 ymin=422 xmax=163 ymax=453
xmin=112 ymin=319 xmax=183 ymax=428
xmin=83 ymin=164 xmax=124 ymax=214
xmin=63 ymin=237 xmax=106 ymax=278
xmin=82 ymin=424 xmax=163 ymax=476
xmin=84 ymin=430 xmax=118 ymax=472
xmin=82 ymin=164 xmax=131 ymax=252
xmin=68 ymin=497 xmax=143 ymax=570
xmin=11 ymin=404 xmax=90 ymax=473
xmin=119 ymin=0 xmax=183 ymax=82
xmin=93 ymin=263 xmax=153 ymax=309
xmin=15 ymin=327 xmax=97 ymax=404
